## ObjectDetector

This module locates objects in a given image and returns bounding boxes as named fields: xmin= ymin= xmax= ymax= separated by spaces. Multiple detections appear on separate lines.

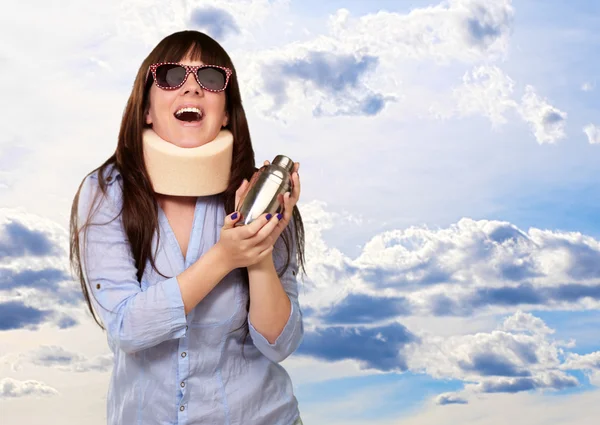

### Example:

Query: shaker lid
xmin=272 ymin=155 xmax=294 ymax=173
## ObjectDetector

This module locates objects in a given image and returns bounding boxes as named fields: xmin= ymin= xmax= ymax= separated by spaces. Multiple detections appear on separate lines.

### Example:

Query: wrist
xmin=211 ymin=242 xmax=235 ymax=274
xmin=248 ymin=253 xmax=275 ymax=272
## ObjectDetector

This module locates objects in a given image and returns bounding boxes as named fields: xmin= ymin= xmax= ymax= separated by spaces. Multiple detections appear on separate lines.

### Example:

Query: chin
xmin=175 ymin=138 xmax=209 ymax=148
xmin=173 ymin=130 xmax=213 ymax=148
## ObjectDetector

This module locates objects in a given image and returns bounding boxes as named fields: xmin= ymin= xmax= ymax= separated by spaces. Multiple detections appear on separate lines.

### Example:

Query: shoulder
xmin=89 ymin=162 xmax=122 ymax=186
xmin=79 ymin=163 xmax=124 ymax=217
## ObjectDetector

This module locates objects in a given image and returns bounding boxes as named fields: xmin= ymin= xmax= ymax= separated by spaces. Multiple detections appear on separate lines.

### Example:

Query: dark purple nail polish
xmin=277 ymin=213 xmax=283 ymax=220
xmin=266 ymin=213 xmax=272 ymax=220
xmin=231 ymin=212 xmax=238 ymax=220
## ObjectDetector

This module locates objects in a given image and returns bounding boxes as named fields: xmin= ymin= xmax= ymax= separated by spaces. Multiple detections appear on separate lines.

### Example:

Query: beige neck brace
xmin=142 ymin=128 xmax=234 ymax=196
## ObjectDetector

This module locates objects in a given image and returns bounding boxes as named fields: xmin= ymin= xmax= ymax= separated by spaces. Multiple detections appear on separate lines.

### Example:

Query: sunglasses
xmin=146 ymin=62 xmax=233 ymax=92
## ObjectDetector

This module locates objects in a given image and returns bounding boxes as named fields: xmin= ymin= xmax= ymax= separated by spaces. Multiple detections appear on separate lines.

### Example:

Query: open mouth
xmin=174 ymin=107 xmax=204 ymax=123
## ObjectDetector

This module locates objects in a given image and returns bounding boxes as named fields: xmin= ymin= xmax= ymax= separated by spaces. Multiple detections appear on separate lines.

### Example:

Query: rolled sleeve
xmin=248 ymin=298 xmax=302 ymax=363
xmin=248 ymin=219 xmax=304 ymax=363
xmin=77 ymin=173 xmax=187 ymax=354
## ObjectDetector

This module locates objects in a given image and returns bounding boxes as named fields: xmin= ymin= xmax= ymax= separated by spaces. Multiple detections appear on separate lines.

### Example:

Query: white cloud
xmin=239 ymin=0 xmax=515 ymax=119
xmin=0 ymin=377 xmax=58 ymax=398
xmin=581 ymin=81 xmax=595 ymax=92
xmin=400 ymin=389 xmax=600 ymax=425
xmin=116 ymin=0 xmax=291 ymax=49
xmin=406 ymin=312 xmax=575 ymax=394
xmin=583 ymin=124 xmax=600 ymax=144
xmin=518 ymin=85 xmax=567 ymax=144
xmin=446 ymin=66 xmax=567 ymax=143
xmin=4 ymin=346 xmax=113 ymax=373
xmin=452 ymin=65 xmax=517 ymax=126
xmin=501 ymin=310 xmax=554 ymax=336
xmin=436 ymin=392 xmax=468 ymax=405
xmin=562 ymin=351 xmax=600 ymax=385
xmin=326 ymin=0 xmax=514 ymax=62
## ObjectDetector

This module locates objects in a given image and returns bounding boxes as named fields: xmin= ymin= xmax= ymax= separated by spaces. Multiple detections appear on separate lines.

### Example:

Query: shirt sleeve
xmin=77 ymin=172 xmax=187 ymax=354
xmin=248 ymin=217 xmax=304 ymax=363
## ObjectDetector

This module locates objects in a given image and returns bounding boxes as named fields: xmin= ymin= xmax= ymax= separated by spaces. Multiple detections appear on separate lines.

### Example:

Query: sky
xmin=1 ymin=0 xmax=600 ymax=424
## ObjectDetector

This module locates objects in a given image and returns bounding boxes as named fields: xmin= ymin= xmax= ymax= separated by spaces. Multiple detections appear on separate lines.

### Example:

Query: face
xmin=145 ymin=55 xmax=229 ymax=148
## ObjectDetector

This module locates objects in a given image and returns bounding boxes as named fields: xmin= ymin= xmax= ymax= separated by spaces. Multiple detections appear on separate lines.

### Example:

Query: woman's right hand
xmin=217 ymin=211 xmax=281 ymax=270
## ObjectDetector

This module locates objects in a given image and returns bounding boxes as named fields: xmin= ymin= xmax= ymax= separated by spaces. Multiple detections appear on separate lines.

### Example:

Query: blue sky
xmin=1 ymin=0 xmax=600 ymax=424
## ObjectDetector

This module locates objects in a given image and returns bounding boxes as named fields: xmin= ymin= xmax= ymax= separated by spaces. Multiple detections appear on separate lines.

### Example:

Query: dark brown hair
xmin=69 ymin=30 xmax=306 ymax=335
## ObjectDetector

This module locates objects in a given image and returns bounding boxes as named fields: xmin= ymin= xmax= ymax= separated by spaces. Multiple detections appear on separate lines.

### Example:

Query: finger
xmin=252 ymin=211 xmax=283 ymax=245
xmin=264 ymin=160 xmax=270 ymax=166
xmin=277 ymin=192 xmax=285 ymax=210
xmin=223 ymin=211 xmax=241 ymax=230
xmin=291 ymin=171 xmax=301 ymax=201
xmin=241 ymin=212 xmax=273 ymax=239
xmin=283 ymin=192 xmax=293 ymax=221
xmin=235 ymin=178 xmax=249 ymax=210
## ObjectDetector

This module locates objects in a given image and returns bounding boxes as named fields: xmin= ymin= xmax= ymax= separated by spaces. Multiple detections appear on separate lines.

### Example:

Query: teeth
xmin=175 ymin=107 xmax=203 ymax=117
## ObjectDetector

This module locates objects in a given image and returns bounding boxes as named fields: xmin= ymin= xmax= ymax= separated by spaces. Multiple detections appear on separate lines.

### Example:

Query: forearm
xmin=247 ymin=256 xmax=291 ymax=344
xmin=177 ymin=244 xmax=232 ymax=315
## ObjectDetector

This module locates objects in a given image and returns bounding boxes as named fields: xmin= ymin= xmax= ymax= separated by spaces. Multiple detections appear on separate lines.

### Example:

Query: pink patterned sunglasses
xmin=146 ymin=62 xmax=233 ymax=92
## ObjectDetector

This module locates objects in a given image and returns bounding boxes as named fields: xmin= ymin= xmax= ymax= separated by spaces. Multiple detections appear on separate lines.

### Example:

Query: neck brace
xmin=142 ymin=128 xmax=233 ymax=196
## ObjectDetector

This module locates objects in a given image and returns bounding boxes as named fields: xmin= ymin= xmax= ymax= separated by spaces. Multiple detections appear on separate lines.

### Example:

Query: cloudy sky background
xmin=1 ymin=0 xmax=600 ymax=423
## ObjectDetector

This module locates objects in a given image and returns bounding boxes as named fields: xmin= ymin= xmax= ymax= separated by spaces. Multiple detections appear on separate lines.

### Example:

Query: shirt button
xmin=180 ymin=381 xmax=185 ymax=388
xmin=180 ymin=405 xmax=185 ymax=412
xmin=181 ymin=352 xmax=187 ymax=358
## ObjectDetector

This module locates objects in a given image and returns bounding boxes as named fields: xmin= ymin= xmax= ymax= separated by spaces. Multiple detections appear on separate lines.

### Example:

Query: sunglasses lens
xmin=155 ymin=64 xmax=186 ymax=88
xmin=197 ymin=67 xmax=227 ymax=91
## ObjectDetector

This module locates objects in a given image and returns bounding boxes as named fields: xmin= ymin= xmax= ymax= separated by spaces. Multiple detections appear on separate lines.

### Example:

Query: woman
xmin=69 ymin=30 xmax=306 ymax=425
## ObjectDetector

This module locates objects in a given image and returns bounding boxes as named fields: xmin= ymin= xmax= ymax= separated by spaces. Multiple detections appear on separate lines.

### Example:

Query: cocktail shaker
xmin=235 ymin=155 xmax=294 ymax=226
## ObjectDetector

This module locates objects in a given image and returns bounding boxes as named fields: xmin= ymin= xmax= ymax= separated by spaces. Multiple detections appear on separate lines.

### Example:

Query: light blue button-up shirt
xmin=77 ymin=163 xmax=304 ymax=425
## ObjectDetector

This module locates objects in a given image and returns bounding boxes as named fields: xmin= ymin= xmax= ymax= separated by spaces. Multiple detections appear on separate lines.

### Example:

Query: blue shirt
xmin=77 ymin=163 xmax=304 ymax=425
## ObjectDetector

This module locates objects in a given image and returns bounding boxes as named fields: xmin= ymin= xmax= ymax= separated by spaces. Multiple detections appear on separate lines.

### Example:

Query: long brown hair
xmin=69 ymin=30 xmax=306 ymax=332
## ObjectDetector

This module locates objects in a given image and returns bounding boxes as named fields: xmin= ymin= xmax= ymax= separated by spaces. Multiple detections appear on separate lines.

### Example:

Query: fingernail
xmin=266 ymin=213 xmax=272 ymax=220
xmin=277 ymin=213 xmax=283 ymax=220
xmin=231 ymin=212 xmax=238 ymax=220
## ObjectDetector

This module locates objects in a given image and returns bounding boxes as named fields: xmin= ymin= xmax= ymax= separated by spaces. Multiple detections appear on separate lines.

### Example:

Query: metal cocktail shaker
xmin=235 ymin=155 xmax=294 ymax=226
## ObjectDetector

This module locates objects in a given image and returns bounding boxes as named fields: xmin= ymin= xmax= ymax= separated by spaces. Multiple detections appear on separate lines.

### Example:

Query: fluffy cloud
xmin=237 ymin=0 xmax=516 ymax=119
xmin=436 ymin=393 xmax=469 ymax=405
xmin=4 ymin=345 xmax=113 ymax=373
xmin=0 ymin=216 xmax=65 ymax=258
xmin=116 ymin=0 xmax=291 ymax=50
xmin=262 ymin=51 xmax=395 ymax=117
xmin=347 ymin=218 xmax=600 ymax=316
xmin=289 ymin=202 xmax=600 ymax=391
xmin=407 ymin=312 xmax=578 ymax=396
xmin=189 ymin=6 xmax=240 ymax=41
xmin=452 ymin=65 xmax=517 ymax=126
xmin=297 ymin=323 xmax=416 ymax=372
xmin=0 ymin=378 xmax=58 ymax=398
xmin=562 ymin=351 xmax=600 ymax=385
xmin=449 ymin=66 xmax=567 ymax=143
xmin=583 ymin=124 xmax=600 ymax=145
xmin=518 ymin=85 xmax=567 ymax=144
xmin=0 ymin=209 xmax=80 ymax=330
xmin=326 ymin=0 xmax=514 ymax=62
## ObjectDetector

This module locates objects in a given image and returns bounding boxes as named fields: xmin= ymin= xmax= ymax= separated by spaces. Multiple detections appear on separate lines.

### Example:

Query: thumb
xmin=222 ymin=211 xmax=241 ymax=230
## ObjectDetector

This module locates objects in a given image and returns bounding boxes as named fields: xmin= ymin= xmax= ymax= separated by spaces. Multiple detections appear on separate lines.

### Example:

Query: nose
xmin=181 ymin=71 xmax=203 ymax=95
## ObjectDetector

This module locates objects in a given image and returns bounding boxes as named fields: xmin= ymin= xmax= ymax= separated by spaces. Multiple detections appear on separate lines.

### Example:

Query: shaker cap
xmin=272 ymin=155 xmax=294 ymax=173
